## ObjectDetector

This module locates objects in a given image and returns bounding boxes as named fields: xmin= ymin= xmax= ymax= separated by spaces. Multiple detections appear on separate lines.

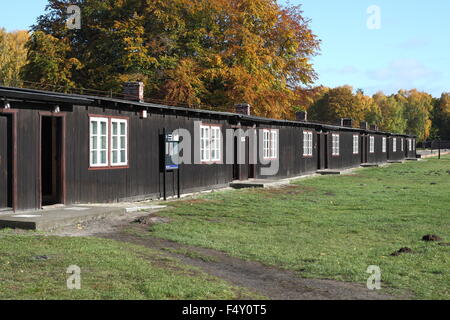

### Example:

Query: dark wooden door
xmin=232 ymin=130 xmax=252 ymax=181
xmin=41 ymin=117 xmax=63 ymax=206
xmin=0 ymin=116 xmax=10 ymax=209
xmin=233 ymin=136 xmax=240 ymax=180
xmin=361 ymin=136 xmax=366 ymax=163
xmin=317 ymin=133 xmax=322 ymax=170
xmin=323 ymin=133 xmax=329 ymax=169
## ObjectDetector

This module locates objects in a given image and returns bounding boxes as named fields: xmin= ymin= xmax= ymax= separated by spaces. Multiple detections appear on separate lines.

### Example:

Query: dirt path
xmin=51 ymin=210 xmax=397 ymax=300
xmin=82 ymin=219 xmax=394 ymax=300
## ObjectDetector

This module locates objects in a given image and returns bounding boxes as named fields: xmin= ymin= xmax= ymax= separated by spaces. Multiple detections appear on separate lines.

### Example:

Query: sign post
xmin=161 ymin=129 xmax=181 ymax=200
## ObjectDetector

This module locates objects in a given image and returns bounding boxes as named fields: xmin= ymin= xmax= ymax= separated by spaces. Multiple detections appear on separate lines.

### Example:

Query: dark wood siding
xmin=366 ymin=134 xmax=388 ymax=164
xmin=388 ymin=136 xmax=406 ymax=161
xmin=6 ymin=96 xmax=416 ymax=211
xmin=64 ymin=106 xmax=233 ymax=204
xmin=0 ymin=115 xmax=8 ymax=209
xmin=254 ymin=125 xmax=317 ymax=179
xmin=326 ymin=131 xmax=361 ymax=170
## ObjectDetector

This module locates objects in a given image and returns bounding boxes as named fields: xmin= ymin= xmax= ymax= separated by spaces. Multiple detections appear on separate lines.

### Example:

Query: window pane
xmin=100 ymin=151 xmax=107 ymax=164
xmin=101 ymin=136 xmax=107 ymax=149
xmin=120 ymin=123 xmax=126 ymax=135
xmin=120 ymin=150 xmax=126 ymax=163
xmin=120 ymin=136 xmax=125 ymax=149
xmin=112 ymin=136 xmax=118 ymax=149
xmin=91 ymin=152 xmax=97 ymax=164
xmin=112 ymin=150 xmax=118 ymax=164
xmin=101 ymin=122 xmax=107 ymax=135
xmin=92 ymin=121 xmax=98 ymax=135
xmin=112 ymin=122 xmax=118 ymax=135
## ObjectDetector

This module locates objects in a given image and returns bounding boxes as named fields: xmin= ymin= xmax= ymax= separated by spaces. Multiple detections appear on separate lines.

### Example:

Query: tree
xmin=432 ymin=93 xmax=450 ymax=140
xmin=372 ymin=92 xmax=407 ymax=134
xmin=308 ymin=86 xmax=367 ymax=125
xmin=21 ymin=31 xmax=81 ymax=90
xmin=292 ymin=85 xmax=329 ymax=112
xmin=24 ymin=0 xmax=320 ymax=118
xmin=0 ymin=29 xmax=29 ymax=87
xmin=395 ymin=89 xmax=433 ymax=141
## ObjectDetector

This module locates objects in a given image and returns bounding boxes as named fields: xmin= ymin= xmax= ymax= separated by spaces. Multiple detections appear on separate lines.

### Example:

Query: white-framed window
xmin=200 ymin=125 xmax=211 ymax=162
xmin=392 ymin=138 xmax=397 ymax=153
xmin=369 ymin=136 xmax=375 ymax=154
xmin=271 ymin=130 xmax=277 ymax=159
xmin=401 ymin=138 xmax=404 ymax=152
xmin=382 ymin=137 xmax=387 ymax=153
xmin=111 ymin=119 xmax=128 ymax=166
xmin=413 ymin=139 xmax=416 ymax=150
xmin=303 ymin=131 xmax=313 ymax=157
xmin=211 ymin=126 xmax=221 ymax=162
xmin=200 ymin=124 xmax=222 ymax=163
xmin=90 ymin=116 xmax=129 ymax=168
xmin=90 ymin=117 xmax=109 ymax=167
xmin=263 ymin=130 xmax=270 ymax=159
xmin=332 ymin=134 xmax=340 ymax=156
xmin=353 ymin=135 xmax=359 ymax=154
xmin=408 ymin=139 xmax=412 ymax=151
xmin=263 ymin=129 xmax=278 ymax=159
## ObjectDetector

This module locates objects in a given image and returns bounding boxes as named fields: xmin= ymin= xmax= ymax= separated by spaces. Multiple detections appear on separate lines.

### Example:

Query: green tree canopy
xmin=0 ymin=29 xmax=29 ymax=87
xmin=395 ymin=89 xmax=433 ymax=141
xmin=372 ymin=92 xmax=407 ymax=134
xmin=308 ymin=86 xmax=367 ymax=125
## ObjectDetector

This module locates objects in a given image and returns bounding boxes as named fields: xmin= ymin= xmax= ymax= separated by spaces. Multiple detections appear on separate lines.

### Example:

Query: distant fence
xmin=418 ymin=140 xmax=450 ymax=149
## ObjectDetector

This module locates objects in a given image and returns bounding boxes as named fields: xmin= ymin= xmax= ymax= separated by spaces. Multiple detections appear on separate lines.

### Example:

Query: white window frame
xmin=211 ymin=126 xmax=221 ymax=162
xmin=408 ymin=139 xmax=412 ymax=151
xmin=332 ymin=134 xmax=340 ymax=156
xmin=200 ymin=125 xmax=211 ymax=162
xmin=263 ymin=130 xmax=270 ymax=159
xmin=392 ymin=138 xmax=397 ymax=153
xmin=200 ymin=124 xmax=222 ymax=163
xmin=303 ymin=131 xmax=313 ymax=157
xmin=270 ymin=130 xmax=278 ymax=159
xmin=263 ymin=129 xmax=278 ymax=160
xmin=353 ymin=135 xmax=359 ymax=155
xmin=110 ymin=119 xmax=128 ymax=166
xmin=382 ymin=137 xmax=387 ymax=153
xmin=369 ymin=136 xmax=375 ymax=154
xmin=401 ymin=138 xmax=404 ymax=152
xmin=89 ymin=116 xmax=129 ymax=168
xmin=90 ymin=117 xmax=109 ymax=167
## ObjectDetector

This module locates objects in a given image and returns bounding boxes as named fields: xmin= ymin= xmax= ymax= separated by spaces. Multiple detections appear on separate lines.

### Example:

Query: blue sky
xmin=1 ymin=0 xmax=449 ymax=97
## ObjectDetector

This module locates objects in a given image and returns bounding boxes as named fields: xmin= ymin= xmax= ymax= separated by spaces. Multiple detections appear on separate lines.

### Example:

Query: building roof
xmin=0 ymin=85 xmax=416 ymax=138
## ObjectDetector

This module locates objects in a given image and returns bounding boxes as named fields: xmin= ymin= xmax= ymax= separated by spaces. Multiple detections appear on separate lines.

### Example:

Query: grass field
xmin=147 ymin=156 xmax=450 ymax=299
xmin=0 ymin=156 xmax=448 ymax=299
xmin=0 ymin=233 xmax=255 ymax=300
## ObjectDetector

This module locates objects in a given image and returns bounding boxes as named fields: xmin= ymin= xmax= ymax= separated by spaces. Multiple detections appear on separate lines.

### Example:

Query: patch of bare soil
xmin=133 ymin=214 xmax=171 ymax=225
xmin=257 ymin=185 xmax=316 ymax=197
xmin=391 ymin=247 xmax=414 ymax=256
xmin=51 ymin=211 xmax=398 ymax=300
xmin=95 ymin=225 xmax=395 ymax=300
xmin=422 ymin=234 xmax=443 ymax=242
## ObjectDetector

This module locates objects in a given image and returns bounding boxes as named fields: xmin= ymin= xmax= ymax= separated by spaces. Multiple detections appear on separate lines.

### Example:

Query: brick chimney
xmin=340 ymin=118 xmax=353 ymax=128
xmin=295 ymin=111 xmax=308 ymax=122
xmin=360 ymin=121 xmax=368 ymax=130
xmin=370 ymin=124 xmax=378 ymax=131
xmin=123 ymin=82 xmax=144 ymax=102
xmin=235 ymin=103 xmax=251 ymax=115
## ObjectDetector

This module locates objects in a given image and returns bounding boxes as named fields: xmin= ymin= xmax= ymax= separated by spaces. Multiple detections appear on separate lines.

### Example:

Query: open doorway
xmin=41 ymin=116 xmax=63 ymax=206
xmin=0 ymin=115 xmax=13 ymax=210
xmin=232 ymin=133 xmax=254 ymax=181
